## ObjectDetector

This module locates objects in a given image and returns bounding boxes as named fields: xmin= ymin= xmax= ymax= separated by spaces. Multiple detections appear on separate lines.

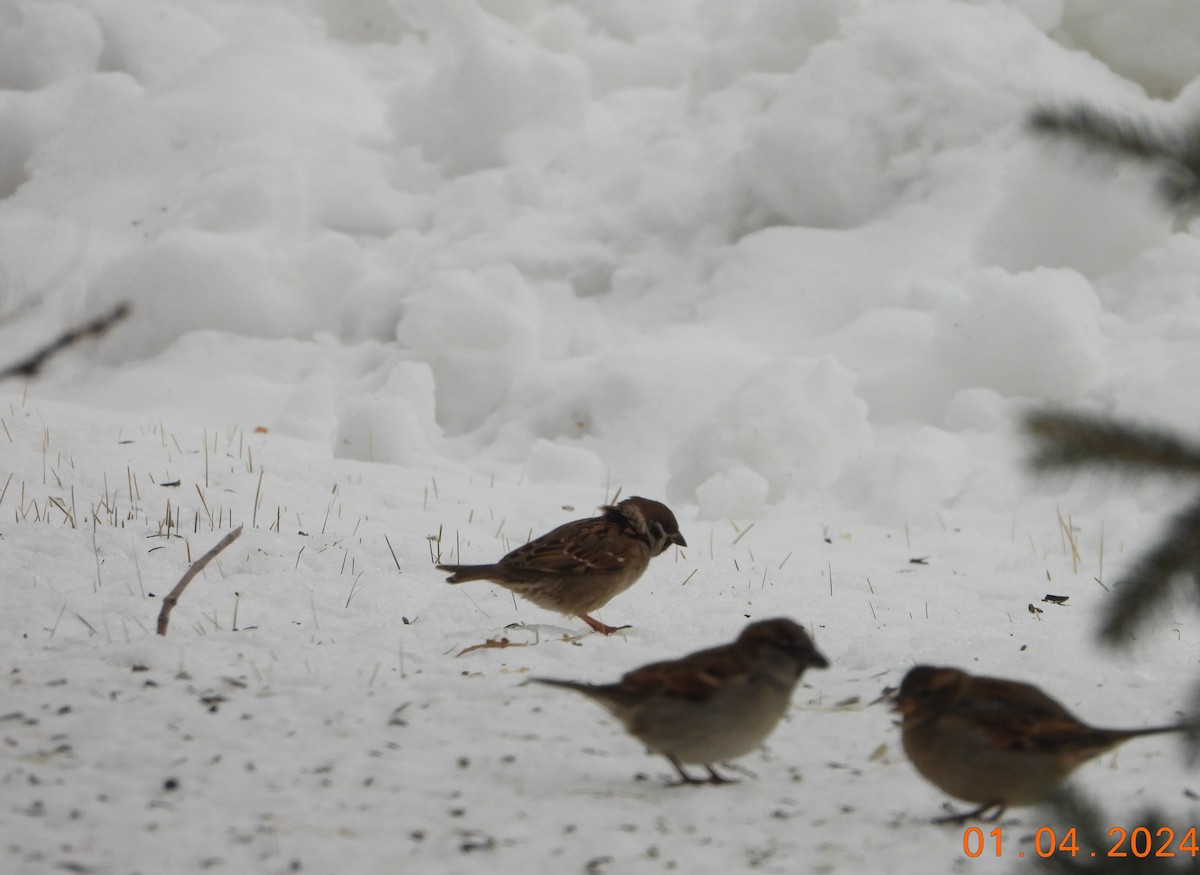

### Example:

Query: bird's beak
xmin=672 ymin=532 xmax=687 ymax=548
xmin=890 ymin=694 xmax=914 ymax=716
xmin=809 ymin=649 xmax=830 ymax=669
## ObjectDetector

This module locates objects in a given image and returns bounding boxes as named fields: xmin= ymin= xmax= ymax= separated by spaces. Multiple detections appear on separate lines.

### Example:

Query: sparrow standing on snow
xmin=893 ymin=664 xmax=1189 ymax=823
xmin=438 ymin=496 xmax=686 ymax=635
xmin=532 ymin=618 xmax=829 ymax=784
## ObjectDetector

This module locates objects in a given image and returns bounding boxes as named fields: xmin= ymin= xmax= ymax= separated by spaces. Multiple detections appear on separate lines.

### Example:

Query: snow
xmin=2 ymin=0 xmax=1199 ymax=872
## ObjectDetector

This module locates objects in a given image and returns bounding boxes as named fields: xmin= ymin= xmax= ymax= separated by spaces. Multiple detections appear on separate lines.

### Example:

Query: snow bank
xmin=4 ymin=0 xmax=1200 ymax=872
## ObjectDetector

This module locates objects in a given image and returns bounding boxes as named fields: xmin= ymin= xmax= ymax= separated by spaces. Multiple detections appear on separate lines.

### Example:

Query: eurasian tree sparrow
xmin=439 ymin=497 xmax=685 ymax=635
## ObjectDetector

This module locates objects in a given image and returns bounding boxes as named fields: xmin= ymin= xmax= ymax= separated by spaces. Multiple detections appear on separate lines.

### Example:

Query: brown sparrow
xmin=531 ymin=618 xmax=828 ymax=784
xmin=894 ymin=665 xmax=1187 ymax=823
xmin=438 ymin=496 xmax=686 ymax=635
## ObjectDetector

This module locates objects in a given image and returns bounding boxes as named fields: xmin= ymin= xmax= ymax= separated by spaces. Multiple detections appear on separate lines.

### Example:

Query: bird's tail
xmin=1115 ymin=723 xmax=1192 ymax=739
xmin=528 ymin=677 xmax=595 ymax=694
xmin=527 ymin=677 xmax=630 ymax=712
xmin=1052 ymin=723 xmax=1189 ymax=769
xmin=437 ymin=564 xmax=494 ymax=583
xmin=1090 ymin=722 xmax=1193 ymax=754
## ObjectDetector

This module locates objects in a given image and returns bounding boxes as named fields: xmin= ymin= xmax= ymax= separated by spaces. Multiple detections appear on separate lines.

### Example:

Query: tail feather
xmin=529 ymin=677 xmax=630 ymax=711
xmin=1119 ymin=723 xmax=1190 ymax=739
xmin=1049 ymin=723 xmax=1187 ymax=767
xmin=528 ymin=677 xmax=595 ymax=694
xmin=1086 ymin=723 xmax=1192 ymax=754
xmin=437 ymin=564 xmax=496 ymax=583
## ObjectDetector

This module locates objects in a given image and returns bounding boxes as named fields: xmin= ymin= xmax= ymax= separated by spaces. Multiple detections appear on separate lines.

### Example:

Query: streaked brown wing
xmin=498 ymin=518 xmax=632 ymax=577
xmin=617 ymin=643 xmax=749 ymax=701
xmin=965 ymin=677 xmax=1093 ymax=753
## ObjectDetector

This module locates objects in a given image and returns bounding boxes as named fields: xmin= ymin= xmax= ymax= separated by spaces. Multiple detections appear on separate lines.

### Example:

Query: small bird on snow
xmin=893 ymin=664 xmax=1190 ymax=823
xmin=531 ymin=618 xmax=828 ymax=785
xmin=438 ymin=496 xmax=686 ymax=635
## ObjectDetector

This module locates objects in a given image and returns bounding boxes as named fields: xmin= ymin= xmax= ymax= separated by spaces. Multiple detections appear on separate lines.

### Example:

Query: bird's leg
xmin=581 ymin=614 xmax=632 ymax=636
xmin=704 ymin=765 xmax=737 ymax=785
xmin=933 ymin=800 xmax=1006 ymax=825
xmin=665 ymin=756 xmax=708 ymax=787
xmin=978 ymin=801 xmax=1007 ymax=822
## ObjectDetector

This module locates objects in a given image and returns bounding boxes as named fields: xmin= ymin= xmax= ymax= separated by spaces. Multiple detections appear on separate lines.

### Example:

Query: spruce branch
xmin=1029 ymin=103 xmax=1200 ymax=206
xmin=1025 ymin=410 xmax=1200 ymax=479
xmin=1098 ymin=495 xmax=1200 ymax=646
xmin=1025 ymin=410 xmax=1200 ymax=650
xmin=1030 ymin=103 xmax=1193 ymax=167
xmin=1185 ymin=683 xmax=1200 ymax=765
xmin=1033 ymin=787 xmax=1197 ymax=874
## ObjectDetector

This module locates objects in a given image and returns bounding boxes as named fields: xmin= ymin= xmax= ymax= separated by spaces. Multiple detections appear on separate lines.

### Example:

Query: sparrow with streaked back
xmin=894 ymin=664 xmax=1188 ymax=823
xmin=532 ymin=618 xmax=829 ymax=784
xmin=438 ymin=496 xmax=685 ymax=635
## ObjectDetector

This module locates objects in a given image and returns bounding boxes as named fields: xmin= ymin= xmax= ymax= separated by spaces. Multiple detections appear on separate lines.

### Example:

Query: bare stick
xmin=0 ymin=303 xmax=131 ymax=380
xmin=157 ymin=525 xmax=243 ymax=636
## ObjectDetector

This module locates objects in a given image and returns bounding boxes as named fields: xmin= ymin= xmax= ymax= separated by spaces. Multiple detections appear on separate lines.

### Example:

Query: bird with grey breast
xmin=531 ymin=618 xmax=829 ymax=785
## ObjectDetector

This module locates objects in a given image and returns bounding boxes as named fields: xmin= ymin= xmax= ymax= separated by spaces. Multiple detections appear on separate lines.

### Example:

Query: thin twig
xmin=156 ymin=525 xmax=243 ymax=636
xmin=0 ymin=303 xmax=131 ymax=380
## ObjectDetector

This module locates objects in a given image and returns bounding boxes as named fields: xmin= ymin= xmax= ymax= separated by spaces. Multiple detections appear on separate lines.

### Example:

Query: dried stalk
xmin=156 ymin=525 xmax=243 ymax=636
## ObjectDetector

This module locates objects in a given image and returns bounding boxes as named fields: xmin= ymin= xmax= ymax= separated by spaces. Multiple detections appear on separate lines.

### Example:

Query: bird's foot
xmin=581 ymin=615 xmax=632 ymax=636
xmin=666 ymin=759 xmax=736 ymax=787
xmin=704 ymin=765 xmax=737 ymax=785
xmin=933 ymin=801 xmax=1006 ymax=825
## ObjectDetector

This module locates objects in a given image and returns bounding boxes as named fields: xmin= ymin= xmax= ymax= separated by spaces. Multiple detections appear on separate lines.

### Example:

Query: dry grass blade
xmin=384 ymin=533 xmax=402 ymax=572
xmin=157 ymin=525 xmax=244 ymax=636
xmin=1025 ymin=410 xmax=1200 ymax=478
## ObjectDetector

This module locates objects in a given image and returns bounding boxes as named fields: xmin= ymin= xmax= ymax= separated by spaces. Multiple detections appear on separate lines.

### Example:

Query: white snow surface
xmin=2 ymin=0 xmax=1200 ymax=872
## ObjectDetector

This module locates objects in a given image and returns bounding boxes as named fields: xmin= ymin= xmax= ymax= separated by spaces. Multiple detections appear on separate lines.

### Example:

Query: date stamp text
xmin=963 ymin=826 xmax=1199 ymax=860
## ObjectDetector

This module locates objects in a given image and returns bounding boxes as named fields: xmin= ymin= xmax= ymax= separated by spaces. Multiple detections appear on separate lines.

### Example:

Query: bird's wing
xmin=617 ymin=644 xmax=748 ymax=702
xmin=964 ymin=677 xmax=1098 ymax=754
xmin=500 ymin=518 xmax=634 ymax=577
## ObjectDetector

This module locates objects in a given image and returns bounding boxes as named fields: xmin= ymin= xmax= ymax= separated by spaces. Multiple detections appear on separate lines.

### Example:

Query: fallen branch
xmin=455 ymin=627 xmax=595 ymax=656
xmin=157 ymin=525 xmax=243 ymax=636
xmin=456 ymin=636 xmax=526 ymax=657
xmin=0 ymin=302 xmax=131 ymax=380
